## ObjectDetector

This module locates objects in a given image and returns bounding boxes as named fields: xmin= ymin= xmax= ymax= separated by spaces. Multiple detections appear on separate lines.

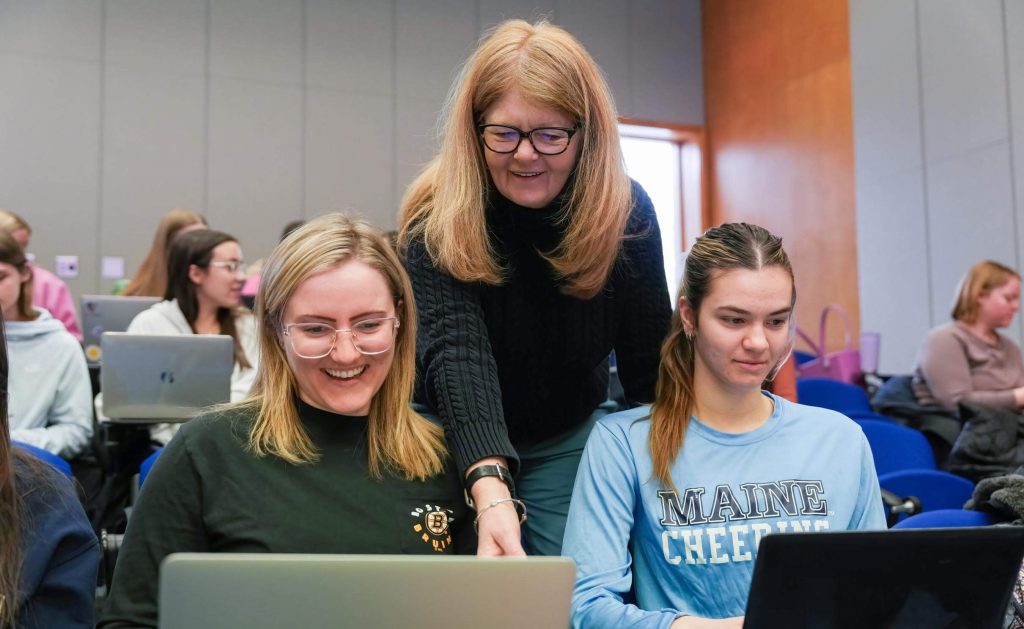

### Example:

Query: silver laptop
xmin=101 ymin=333 xmax=232 ymax=422
xmin=159 ymin=553 xmax=576 ymax=629
xmin=80 ymin=295 xmax=160 ymax=366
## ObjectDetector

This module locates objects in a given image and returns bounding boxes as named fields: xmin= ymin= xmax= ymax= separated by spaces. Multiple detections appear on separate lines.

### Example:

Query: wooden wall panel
xmin=703 ymin=0 xmax=858 ymax=351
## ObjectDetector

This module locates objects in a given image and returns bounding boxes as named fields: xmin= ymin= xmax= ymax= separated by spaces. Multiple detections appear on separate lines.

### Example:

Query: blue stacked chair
xmin=854 ymin=419 xmax=977 ymax=524
xmin=892 ymin=509 xmax=994 ymax=529
xmin=13 ymin=440 xmax=73 ymax=478
xmin=796 ymin=377 xmax=872 ymax=415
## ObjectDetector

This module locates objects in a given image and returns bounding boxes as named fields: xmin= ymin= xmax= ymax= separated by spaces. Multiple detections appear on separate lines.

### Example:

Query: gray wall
xmin=0 ymin=0 xmax=703 ymax=297
xmin=850 ymin=0 xmax=1024 ymax=373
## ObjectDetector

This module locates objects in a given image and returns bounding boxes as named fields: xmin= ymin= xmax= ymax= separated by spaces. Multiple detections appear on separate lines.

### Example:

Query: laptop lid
xmin=101 ymin=332 xmax=232 ymax=422
xmin=744 ymin=527 xmax=1024 ymax=629
xmin=158 ymin=553 xmax=575 ymax=629
xmin=80 ymin=295 xmax=161 ymax=366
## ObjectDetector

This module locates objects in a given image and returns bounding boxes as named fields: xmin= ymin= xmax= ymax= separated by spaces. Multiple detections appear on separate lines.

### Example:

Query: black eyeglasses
xmin=477 ymin=124 xmax=579 ymax=156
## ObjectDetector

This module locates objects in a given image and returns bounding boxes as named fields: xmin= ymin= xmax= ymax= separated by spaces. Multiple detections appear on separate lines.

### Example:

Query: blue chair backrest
xmin=892 ymin=509 xmax=994 ymax=529
xmin=793 ymin=350 xmax=816 ymax=366
xmin=12 ymin=441 xmax=73 ymax=478
xmin=845 ymin=411 xmax=895 ymax=423
xmin=796 ymin=378 xmax=872 ymax=414
xmin=139 ymin=448 xmax=163 ymax=487
xmin=878 ymin=469 xmax=975 ymax=515
xmin=855 ymin=419 xmax=935 ymax=476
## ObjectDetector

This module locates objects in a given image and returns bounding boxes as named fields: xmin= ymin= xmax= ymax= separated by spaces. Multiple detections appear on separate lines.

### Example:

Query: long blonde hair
xmin=398 ymin=19 xmax=632 ymax=299
xmin=649 ymin=224 xmax=794 ymax=487
xmin=241 ymin=214 xmax=447 ymax=480
xmin=951 ymin=260 xmax=1020 ymax=324
xmin=123 ymin=208 xmax=206 ymax=297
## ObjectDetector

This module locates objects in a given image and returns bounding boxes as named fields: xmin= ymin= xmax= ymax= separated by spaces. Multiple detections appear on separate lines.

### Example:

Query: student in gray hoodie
xmin=0 ymin=231 xmax=91 ymax=459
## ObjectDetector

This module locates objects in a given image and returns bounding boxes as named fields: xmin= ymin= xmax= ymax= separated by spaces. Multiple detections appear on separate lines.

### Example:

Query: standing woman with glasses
xmin=399 ymin=19 xmax=671 ymax=557
xmin=101 ymin=215 xmax=472 ymax=628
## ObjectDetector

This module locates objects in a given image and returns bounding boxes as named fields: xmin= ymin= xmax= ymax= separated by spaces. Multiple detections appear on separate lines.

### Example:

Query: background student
xmin=913 ymin=260 xmax=1024 ymax=412
xmin=0 ymin=210 xmax=83 ymax=342
xmin=0 ymin=231 xmax=92 ymax=459
xmin=119 ymin=208 xmax=206 ymax=297
xmin=0 ymin=317 xmax=99 ymax=628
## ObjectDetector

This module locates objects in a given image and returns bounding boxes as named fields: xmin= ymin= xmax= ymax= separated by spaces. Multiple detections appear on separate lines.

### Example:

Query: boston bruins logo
xmin=410 ymin=504 xmax=455 ymax=552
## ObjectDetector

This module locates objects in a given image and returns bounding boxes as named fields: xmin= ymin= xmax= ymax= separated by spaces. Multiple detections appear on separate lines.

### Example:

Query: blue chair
xmin=878 ymin=469 xmax=975 ymax=520
xmin=796 ymin=378 xmax=872 ymax=414
xmin=892 ymin=509 xmax=994 ymax=529
xmin=794 ymin=350 xmax=816 ymax=366
xmin=855 ymin=419 xmax=935 ymax=476
xmin=139 ymin=448 xmax=163 ymax=488
xmin=845 ymin=411 xmax=895 ymax=423
xmin=12 ymin=441 xmax=73 ymax=478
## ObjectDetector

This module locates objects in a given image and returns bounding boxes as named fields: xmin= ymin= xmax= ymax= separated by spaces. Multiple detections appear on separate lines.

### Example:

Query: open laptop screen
xmin=744 ymin=527 xmax=1024 ymax=629
xmin=101 ymin=333 xmax=232 ymax=422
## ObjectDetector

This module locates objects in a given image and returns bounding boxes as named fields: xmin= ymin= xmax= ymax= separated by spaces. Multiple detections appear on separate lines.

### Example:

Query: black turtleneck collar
xmin=295 ymin=396 xmax=368 ymax=447
xmin=486 ymin=182 xmax=573 ymax=256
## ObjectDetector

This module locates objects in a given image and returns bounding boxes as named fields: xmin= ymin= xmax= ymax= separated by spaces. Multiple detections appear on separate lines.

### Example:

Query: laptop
xmin=80 ymin=295 xmax=161 ymax=366
xmin=101 ymin=333 xmax=233 ymax=422
xmin=744 ymin=527 xmax=1024 ymax=629
xmin=158 ymin=553 xmax=576 ymax=629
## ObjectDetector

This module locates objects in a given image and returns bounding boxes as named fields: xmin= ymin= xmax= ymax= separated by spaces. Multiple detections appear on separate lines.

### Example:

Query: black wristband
xmin=463 ymin=464 xmax=515 ymax=508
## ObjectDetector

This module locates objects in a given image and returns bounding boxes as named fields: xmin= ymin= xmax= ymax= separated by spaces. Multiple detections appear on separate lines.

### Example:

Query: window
xmin=619 ymin=121 xmax=706 ymax=298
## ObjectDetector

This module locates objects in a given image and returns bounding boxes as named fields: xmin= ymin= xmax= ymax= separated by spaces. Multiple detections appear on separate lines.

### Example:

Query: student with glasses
xmin=117 ymin=229 xmax=258 ymax=444
xmin=101 ymin=215 xmax=472 ymax=628
xmin=399 ymin=19 xmax=671 ymax=557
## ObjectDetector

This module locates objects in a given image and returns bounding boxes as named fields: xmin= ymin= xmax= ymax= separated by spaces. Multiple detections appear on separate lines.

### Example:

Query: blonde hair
xmin=0 ymin=211 xmax=30 ymax=237
xmin=240 ymin=214 xmax=447 ymax=480
xmin=123 ymin=208 xmax=207 ymax=297
xmin=951 ymin=260 xmax=1020 ymax=323
xmin=398 ymin=19 xmax=632 ymax=299
xmin=649 ymin=224 xmax=794 ymax=488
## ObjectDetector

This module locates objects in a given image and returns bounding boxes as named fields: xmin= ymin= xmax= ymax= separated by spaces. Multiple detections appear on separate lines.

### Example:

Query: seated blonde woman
xmin=913 ymin=260 xmax=1024 ymax=411
xmin=100 ymin=214 xmax=471 ymax=629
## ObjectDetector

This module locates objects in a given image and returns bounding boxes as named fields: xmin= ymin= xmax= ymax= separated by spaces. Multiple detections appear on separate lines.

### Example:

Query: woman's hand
xmin=467 ymin=458 xmax=526 ymax=557
xmin=670 ymin=616 xmax=744 ymax=628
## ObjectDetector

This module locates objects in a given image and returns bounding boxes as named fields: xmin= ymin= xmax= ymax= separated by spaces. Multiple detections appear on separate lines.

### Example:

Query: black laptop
xmin=744 ymin=527 xmax=1024 ymax=629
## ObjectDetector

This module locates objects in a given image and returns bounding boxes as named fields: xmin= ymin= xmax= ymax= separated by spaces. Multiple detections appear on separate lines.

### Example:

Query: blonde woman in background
xmin=0 ymin=210 xmax=83 ymax=342
xmin=119 ymin=208 xmax=206 ymax=297
xmin=101 ymin=214 xmax=470 ymax=628
xmin=914 ymin=260 xmax=1024 ymax=412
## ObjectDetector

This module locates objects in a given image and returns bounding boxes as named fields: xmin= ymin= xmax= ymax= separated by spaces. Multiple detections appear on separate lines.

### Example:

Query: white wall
xmin=850 ymin=0 xmax=1024 ymax=373
xmin=0 ymin=0 xmax=703 ymax=297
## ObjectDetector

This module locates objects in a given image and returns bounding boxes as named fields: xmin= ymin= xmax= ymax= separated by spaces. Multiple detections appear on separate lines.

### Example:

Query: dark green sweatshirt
xmin=100 ymin=399 xmax=471 ymax=628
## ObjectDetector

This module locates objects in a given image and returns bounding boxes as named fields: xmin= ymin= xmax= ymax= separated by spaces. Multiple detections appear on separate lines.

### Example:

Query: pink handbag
xmin=796 ymin=305 xmax=862 ymax=383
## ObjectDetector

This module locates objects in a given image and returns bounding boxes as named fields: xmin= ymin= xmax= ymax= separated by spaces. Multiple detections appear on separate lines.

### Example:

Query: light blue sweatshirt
xmin=563 ymin=393 xmax=886 ymax=629
xmin=8 ymin=307 xmax=93 ymax=458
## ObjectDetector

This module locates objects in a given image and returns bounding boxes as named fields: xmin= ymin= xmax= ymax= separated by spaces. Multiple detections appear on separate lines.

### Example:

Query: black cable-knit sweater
xmin=405 ymin=180 xmax=671 ymax=474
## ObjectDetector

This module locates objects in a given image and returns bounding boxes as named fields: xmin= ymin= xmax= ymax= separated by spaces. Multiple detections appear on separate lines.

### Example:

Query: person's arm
xmin=564 ymin=423 xmax=679 ymax=629
xmin=403 ymin=241 xmax=524 ymax=556
xmin=99 ymin=430 xmax=208 ymax=628
xmin=614 ymin=185 xmax=672 ymax=406
xmin=918 ymin=327 xmax=1019 ymax=410
xmin=10 ymin=339 xmax=92 ymax=459
xmin=849 ymin=430 xmax=888 ymax=530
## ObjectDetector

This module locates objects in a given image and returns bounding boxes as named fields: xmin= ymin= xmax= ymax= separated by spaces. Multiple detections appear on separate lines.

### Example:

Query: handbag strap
xmin=818 ymin=304 xmax=854 ymax=352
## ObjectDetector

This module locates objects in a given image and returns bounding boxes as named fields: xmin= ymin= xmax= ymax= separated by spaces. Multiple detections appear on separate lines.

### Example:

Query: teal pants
xmin=516 ymin=400 xmax=619 ymax=556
